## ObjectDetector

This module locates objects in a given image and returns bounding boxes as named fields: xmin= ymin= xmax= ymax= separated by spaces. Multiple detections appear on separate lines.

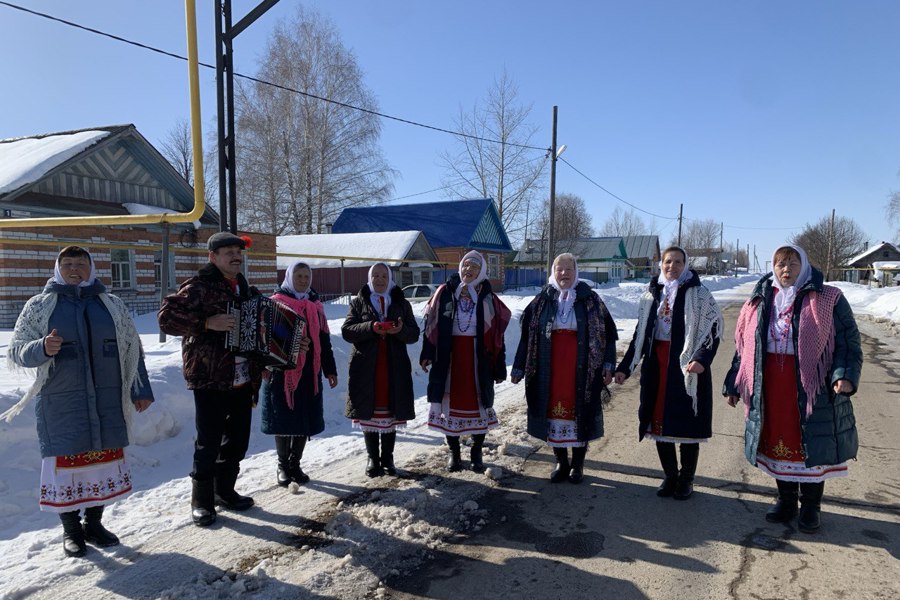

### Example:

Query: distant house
xmin=622 ymin=235 xmax=660 ymax=279
xmin=844 ymin=242 xmax=900 ymax=285
xmin=276 ymin=231 xmax=438 ymax=296
xmin=332 ymin=198 xmax=512 ymax=289
xmin=515 ymin=236 xmax=630 ymax=284
xmin=0 ymin=124 xmax=275 ymax=327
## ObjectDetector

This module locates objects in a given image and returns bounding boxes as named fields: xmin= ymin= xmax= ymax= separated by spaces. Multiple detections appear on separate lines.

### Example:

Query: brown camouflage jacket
xmin=157 ymin=263 xmax=264 ymax=392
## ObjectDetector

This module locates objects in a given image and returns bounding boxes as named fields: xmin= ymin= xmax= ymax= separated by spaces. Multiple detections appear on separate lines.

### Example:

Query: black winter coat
xmin=616 ymin=270 xmax=720 ymax=441
xmin=260 ymin=287 xmax=337 ymax=436
xmin=419 ymin=275 xmax=507 ymax=407
xmin=512 ymin=281 xmax=618 ymax=442
xmin=341 ymin=285 xmax=419 ymax=420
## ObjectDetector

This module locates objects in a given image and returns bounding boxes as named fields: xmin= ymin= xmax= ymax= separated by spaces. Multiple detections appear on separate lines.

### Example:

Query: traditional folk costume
xmin=422 ymin=251 xmax=510 ymax=473
xmin=617 ymin=248 xmax=723 ymax=499
xmin=261 ymin=262 xmax=337 ymax=486
xmin=341 ymin=263 xmax=419 ymax=477
xmin=512 ymin=258 xmax=618 ymax=483
xmin=725 ymin=245 xmax=862 ymax=532
xmin=5 ymin=248 xmax=153 ymax=556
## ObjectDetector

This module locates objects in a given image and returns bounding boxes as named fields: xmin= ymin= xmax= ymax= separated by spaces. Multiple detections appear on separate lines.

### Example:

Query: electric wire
xmin=0 ymin=0 xmax=549 ymax=153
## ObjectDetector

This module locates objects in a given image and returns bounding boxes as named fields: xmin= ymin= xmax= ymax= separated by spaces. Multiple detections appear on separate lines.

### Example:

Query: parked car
xmin=402 ymin=283 xmax=440 ymax=302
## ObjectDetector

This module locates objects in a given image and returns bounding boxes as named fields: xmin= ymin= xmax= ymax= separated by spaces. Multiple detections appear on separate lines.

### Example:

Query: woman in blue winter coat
xmin=260 ymin=262 xmax=338 ymax=487
xmin=724 ymin=244 xmax=862 ymax=533
xmin=4 ymin=246 xmax=153 ymax=558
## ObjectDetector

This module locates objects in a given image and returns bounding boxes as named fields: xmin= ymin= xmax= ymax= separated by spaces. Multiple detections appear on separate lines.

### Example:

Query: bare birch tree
xmin=888 ymin=190 xmax=900 ymax=239
xmin=440 ymin=70 xmax=546 ymax=243
xmin=598 ymin=207 xmax=656 ymax=237
xmin=234 ymin=7 xmax=394 ymax=235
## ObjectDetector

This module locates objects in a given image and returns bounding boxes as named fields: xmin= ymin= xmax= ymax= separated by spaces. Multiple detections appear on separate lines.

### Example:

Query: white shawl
xmin=626 ymin=283 xmax=723 ymax=414
xmin=3 ymin=290 xmax=144 ymax=439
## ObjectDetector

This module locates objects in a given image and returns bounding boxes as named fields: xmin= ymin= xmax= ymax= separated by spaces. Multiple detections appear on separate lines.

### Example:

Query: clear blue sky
xmin=1 ymin=1 xmax=898 ymax=265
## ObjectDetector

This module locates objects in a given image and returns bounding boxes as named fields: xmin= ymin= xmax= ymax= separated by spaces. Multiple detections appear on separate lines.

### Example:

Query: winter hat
xmin=208 ymin=231 xmax=247 ymax=252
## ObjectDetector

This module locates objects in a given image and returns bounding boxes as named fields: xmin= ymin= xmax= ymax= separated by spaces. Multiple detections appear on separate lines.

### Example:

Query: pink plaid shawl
xmin=734 ymin=285 xmax=842 ymax=417
xmin=272 ymin=292 xmax=329 ymax=408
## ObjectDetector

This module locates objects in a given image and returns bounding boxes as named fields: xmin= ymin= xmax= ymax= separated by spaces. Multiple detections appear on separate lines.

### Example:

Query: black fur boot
xmin=766 ymin=479 xmax=799 ymax=523
xmin=446 ymin=436 xmax=462 ymax=472
xmin=60 ymin=510 xmax=86 ymax=557
xmin=381 ymin=432 xmax=398 ymax=476
xmin=83 ymin=505 xmax=119 ymax=547
xmin=656 ymin=442 xmax=679 ymax=497
xmin=364 ymin=431 xmax=384 ymax=477
xmin=673 ymin=443 xmax=699 ymax=500
xmin=550 ymin=447 xmax=571 ymax=483
xmin=275 ymin=436 xmax=292 ymax=487
xmin=798 ymin=482 xmax=824 ymax=533
xmin=569 ymin=446 xmax=587 ymax=484
xmin=470 ymin=434 xmax=486 ymax=473
xmin=290 ymin=436 xmax=310 ymax=484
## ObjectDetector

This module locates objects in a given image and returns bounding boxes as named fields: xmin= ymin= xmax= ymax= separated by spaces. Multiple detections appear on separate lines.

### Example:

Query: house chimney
xmin=325 ymin=223 xmax=333 ymax=234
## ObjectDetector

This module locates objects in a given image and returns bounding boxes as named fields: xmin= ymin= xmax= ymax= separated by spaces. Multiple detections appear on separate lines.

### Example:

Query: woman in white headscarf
xmin=615 ymin=246 xmax=723 ymax=500
xmin=261 ymin=261 xmax=337 ymax=487
xmin=724 ymin=244 xmax=862 ymax=533
xmin=6 ymin=246 xmax=153 ymax=557
xmin=511 ymin=253 xmax=618 ymax=483
xmin=421 ymin=251 xmax=510 ymax=473
xmin=342 ymin=262 xmax=419 ymax=477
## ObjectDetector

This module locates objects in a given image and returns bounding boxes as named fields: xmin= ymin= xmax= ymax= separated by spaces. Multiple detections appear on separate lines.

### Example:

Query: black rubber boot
xmin=446 ymin=436 xmax=462 ymax=472
xmin=214 ymin=471 xmax=254 ymax=511
xmin=83 ymin=505 xmax=119 ymax=547
xmin=656 ymin=442 xmax=679 ymax=497
xmin=550 ymin=447 xmax=571 ymax=483
xmin=381 ymin=432 xmax=398 ymax=476
xmin=470 ymin=434 xmax=486 ymax=473
xmin=569 ymin=446 xmax=587 ymax=484
xmin=673 ymin=443 xmax=699 ymax=500
xmin=798 ymin=482 xmax=824 ymax=533
xmin=275 ymin=436 xmax=292 ymax=487
xmin=766 ymin=479 xmax=800 ymax=523
xmin=191 ymin=478 xmax=217 ymax=527
xmin=290 ymin=436 xmax=310 ymax=484
xmin=364 ymin=431 xmax=384 ymax=477
xmin=60 ymin=510 xmax=86 ymax=557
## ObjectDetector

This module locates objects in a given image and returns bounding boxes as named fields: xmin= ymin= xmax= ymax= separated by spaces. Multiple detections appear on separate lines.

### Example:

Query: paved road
xmin=391 ymin=303 xmax=900 ymax=600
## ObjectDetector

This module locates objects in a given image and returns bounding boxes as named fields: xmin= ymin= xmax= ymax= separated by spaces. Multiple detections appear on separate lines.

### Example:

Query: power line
xmin=0 ymin=0 xmax=549 ymax=153
xmin=558 ymin=157 xmax=676 ymax=221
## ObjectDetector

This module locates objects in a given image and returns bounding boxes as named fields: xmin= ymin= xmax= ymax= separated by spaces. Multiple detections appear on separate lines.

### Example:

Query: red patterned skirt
xmin=756 ymin=353 xmax=847 ymax=482
xmin=547 ymin=330 xmax=583 ymax=447
xmin=354 ymin=337 xmax=406 ymax=433
xmin=427 ymin=335 xmax=499 ymax=435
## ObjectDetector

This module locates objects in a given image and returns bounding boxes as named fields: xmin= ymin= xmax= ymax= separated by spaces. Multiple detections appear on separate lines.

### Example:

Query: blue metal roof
xmin=332 ymin=198 xmax=512 ymax=252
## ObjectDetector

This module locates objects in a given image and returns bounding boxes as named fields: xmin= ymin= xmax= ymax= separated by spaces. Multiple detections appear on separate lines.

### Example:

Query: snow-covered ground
xmin=0 ymin=274 xmax=896 ymax=598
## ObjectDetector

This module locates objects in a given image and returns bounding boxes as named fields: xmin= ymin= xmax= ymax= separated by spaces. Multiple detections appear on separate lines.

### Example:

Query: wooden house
xmin=0 ymin=124 xmax=276 ymax=327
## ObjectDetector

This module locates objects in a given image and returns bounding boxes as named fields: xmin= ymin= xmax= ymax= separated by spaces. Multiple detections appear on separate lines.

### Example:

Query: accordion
xmin=225 ymin=296 xmax=305 ymax=369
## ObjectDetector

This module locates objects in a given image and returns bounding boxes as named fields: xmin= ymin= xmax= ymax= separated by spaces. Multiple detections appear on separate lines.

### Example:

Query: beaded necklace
xmin=456 ymin=290 xmax=476 ymax=333
xmin=769 ymin=302 xmax=794 ymax=369
xmin=557 ymin=290 xmax=574 ymax=325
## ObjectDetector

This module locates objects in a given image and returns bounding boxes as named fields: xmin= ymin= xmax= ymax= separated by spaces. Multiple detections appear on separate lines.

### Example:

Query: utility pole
xmin=719 ymin=222 xmax=724 ymax=274
xmin=736 ymin=238 xmax=740 ymax=270
xmin=677 ymin=203 xmax=683 ymax=247
xmin=546 ymin=105 xmax=559 ymax=277
xmin=826 ymin=208 xmax=836 ymax=280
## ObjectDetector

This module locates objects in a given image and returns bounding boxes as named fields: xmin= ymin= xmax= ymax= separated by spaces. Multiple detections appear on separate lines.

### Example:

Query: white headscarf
xmin=657 ymin=246 xmax=692 ymax=311
xmin=456 ymin=250 xmax=487 ymax=300
xmin=53 ymin=248 xmax=97 ymax=288
xmin=549 ymin=253 xmax=579 ymax=321
xmin=367 ymin=262 xmax=393 ymax=319
xmin=282 ymin=261 xmax=312 ymax=300
xmin=771 ymin=244 xmax=812 ymax=317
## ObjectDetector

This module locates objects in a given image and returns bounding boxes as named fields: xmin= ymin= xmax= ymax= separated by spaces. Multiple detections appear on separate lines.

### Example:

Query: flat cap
xmin=207 ymin=231 xmax=246 ymax=251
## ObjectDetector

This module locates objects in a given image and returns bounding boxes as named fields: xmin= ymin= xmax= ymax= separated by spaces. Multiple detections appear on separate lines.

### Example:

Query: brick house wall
xmin=434 ymin=246 xmax=505 ymax=290
xmin=0 ymin=227 xmax=276 ymax=328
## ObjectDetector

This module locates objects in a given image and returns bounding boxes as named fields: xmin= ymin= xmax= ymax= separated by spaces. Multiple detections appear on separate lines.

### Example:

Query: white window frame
xmin=110 ymin=249 xmax=134 ymax=290
xmin=487 ymin=254 xmax=500 ymax=279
